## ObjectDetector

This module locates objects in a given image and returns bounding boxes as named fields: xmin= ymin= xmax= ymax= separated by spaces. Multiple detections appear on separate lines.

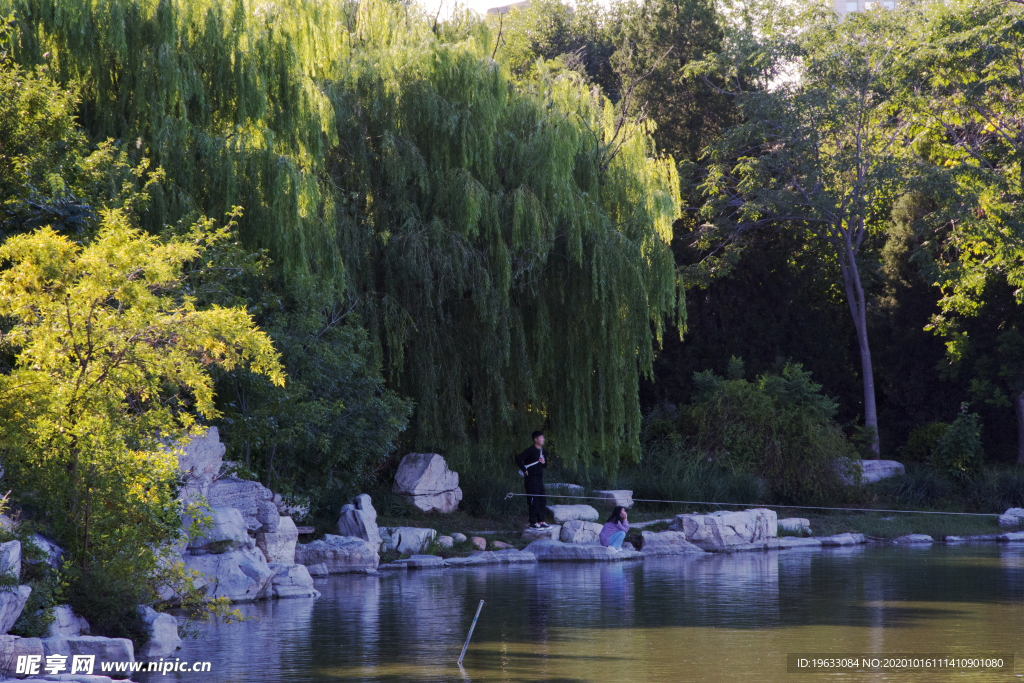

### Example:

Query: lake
xmin=144 ymin=544 xmax=1024 ymax=682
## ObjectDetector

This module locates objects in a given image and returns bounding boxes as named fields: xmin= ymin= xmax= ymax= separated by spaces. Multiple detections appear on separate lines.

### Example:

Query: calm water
xmin=145 ymin=545 xmax=1024 ymax=682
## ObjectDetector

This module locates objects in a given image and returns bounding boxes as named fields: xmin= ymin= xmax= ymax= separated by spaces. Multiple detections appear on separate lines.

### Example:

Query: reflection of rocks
xmin=392 ymin=453 xmax=463 ymax=513
xmin=547 ymin=505 xmax=599 ymax=523
xmin=294 ymin=535 xmax=379 ymax=574
xmin=669 ymin=509 xmax=777 ymax=552
xmin=640 ymin=531 xmax=705 ymax=555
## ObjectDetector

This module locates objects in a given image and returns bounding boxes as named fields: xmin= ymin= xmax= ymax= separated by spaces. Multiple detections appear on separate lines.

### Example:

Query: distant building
xmin=486 ymin=0 xmax=530 ymax=15
xmin=836 ymin=0 xmax=895 ymax=15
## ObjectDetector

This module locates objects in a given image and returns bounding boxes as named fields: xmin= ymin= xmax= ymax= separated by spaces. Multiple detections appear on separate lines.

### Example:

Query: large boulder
xmin=392 ymin=453 xmax=463 ymax=513
xmin=336 ymin=495 xmax=382 ymax=547
xmin=524 ymin=539 xmax=642 ymax=562
xmin=0 ymin=585 xmax=31 ymax=634
xmin=445 ymin=549 xmax=538 ymax=567
xmin=294 ymin=535 xmax=379 ymax=574
xmin=0 ymin=635 xmax=42 ymax=677
xmin=256 ymin=516 xmax=299 ymax=564
xmin=269 ymin=564 xmax=320 ymax=599
xmin=594 ymin=490 xmax=634 ymax=509
xmin=48 ymin=605 xmax=89 ymax=637
xmin=380 ymin=527 xmax=436 ymax=554
xmin=998 ymin=508 xmax=1024 ymax=528
xmin=640 ymin=530 xmax=705 ymax=555
xmin=176 ymin=426 xmax=226 ymax=504
xmin=669 ymin=508 xmax=778 ymax=552
xmin=392 ymin=554 xmax=447 ymax=569
xmin=520 ymin=526 xmax=560 ymax=542
xmin=895 ymin=534 xmax=934 ymax=544
xmin=0 ymin=540 xmax=20 ymax=580
xmin=844 ymin=459 xmax=905 ymax=485
xmin=206 ymin=477 xmax=276 ymax=531
xmin=41 ymin=635 xmax=134 ymax=665
xmin=778 ymin=518 xmax=810 ymax=535
xmin=256 ymin=500 xmax=281 ymax=534
xmin=547 ymin=505 xmax=599 ymax=523
xmin=820 ymin=533 xmax=866 ymax=546
xmin=137 ymin=606 xmax=181 ymax=658
xmin=181 ymin=547 xmax=275 ymax=602
xmin=30 ymin=534 xmax=63 ymax=568
xmin=187 ymin=507 xmax=253 ymax=554
xmin=559 ymin=520 xmax=603 ymax=545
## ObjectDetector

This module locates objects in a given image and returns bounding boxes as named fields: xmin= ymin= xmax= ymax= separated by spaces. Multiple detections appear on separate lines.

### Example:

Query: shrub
xmin=902 ymin=422 xmax=950 ymax=463
xmin=933 ymin=406 xmax=984 ymax=479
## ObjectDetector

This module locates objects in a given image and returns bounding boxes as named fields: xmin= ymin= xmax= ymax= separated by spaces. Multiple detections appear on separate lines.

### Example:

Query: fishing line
xmin=503 ymin=492 xmax=1002 ymax=517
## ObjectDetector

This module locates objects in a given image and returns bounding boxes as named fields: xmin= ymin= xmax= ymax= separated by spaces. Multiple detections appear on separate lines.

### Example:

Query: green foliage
xmin=932 ymin=405 xmax=984 ymax=479
xmin=65 ymin=564 xmax=148 ymax=646
xmin=902 ymin=422 xmax=950 ymax=463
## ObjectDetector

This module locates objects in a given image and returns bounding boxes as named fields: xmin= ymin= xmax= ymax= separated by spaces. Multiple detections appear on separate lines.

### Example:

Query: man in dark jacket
xmin=516 ymin=431 xmax=550 ymax=529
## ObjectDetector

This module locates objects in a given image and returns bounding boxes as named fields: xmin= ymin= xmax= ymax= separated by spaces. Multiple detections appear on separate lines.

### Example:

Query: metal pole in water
xmin=457 ymin=600 xmax=485 ymax=667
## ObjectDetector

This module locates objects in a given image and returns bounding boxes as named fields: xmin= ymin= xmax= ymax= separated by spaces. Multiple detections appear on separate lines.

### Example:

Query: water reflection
xmin=143 ymin=545 xmax=1024 ymax=682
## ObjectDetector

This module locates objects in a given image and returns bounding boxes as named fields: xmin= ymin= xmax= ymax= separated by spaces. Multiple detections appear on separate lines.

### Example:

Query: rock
xmin=778 ymin=518 xmax=810 ymax=535
xmin=491 ymin=541 xmax=512 ymax=550
xmin=669 ymin=508 xmax=777 ymax=552
xmin=779 ymin=537 xmax=823 ymax=549
xmin=380 ymin=527 xmax=436 ymax=554
xmin=640 ymin=531 xmax=705 ymax=555
xmin=445 ymin=549 xmax=538 ymax=566
xmin=294 ymin=535 xmax=379 ymax=574
xmin=820 ymin=533 xmax=866 ymax=546
xmin=559 ymin=520 xmax=603 ymax=545
xmin=306 ymin=563 xmax=329 ymax=577
xmin=206 ymin=477 xmax=275 ymax=531
xmin=470 ymin=537 xmax=487 ymax=551
xmin=41 ymin=636 xmax=134 ymax=666
xmin=395 ymin=555 xmax=447 ymax=569
xmin=48 ymin=605 xmax=89 ymax=637
xmin=30 ymin=535 xmax=63 ymax=568
xmin=176 ymin=427 xmax=225 ymax=504
xmin=269 ymin=564 xmax=320 ymax=599
xmin=998 ymin=508 xmax=1024 ymax=528
xmin=0 ymin=585 xmax=32 ymax=633
xmin=0 ymin=635 xmax=43 ymax=677
xmin=546 ymin=505 xmax=599 ymax=523
xmin=137 ymin=606 xmax=181 ymax=658
xmin=846 ymin=459 xmax=905 ymax=484
xmin=336 ymin=495 xmax=382 ymax=547
xmin=524 ymin=539 xmax=643 ymax=562
xmin=392 ymin=453 xmax=463 ymax=513
xmin=999 ymin=531 xmax=1024 ymax=542
xmin=256 ymin=500 xmax=281 ymax=533
xmin=181 ymin=547 xmax=275 ymax=602
xmin=187 ymin=507 xmax=253 ymax=553
xmin=451 ymin=533 xmax=468 ymax=543
xmin=520 ymin=526 xmax=561 ymax=542
xmin=0 ymin=540 xmax=20 ymax=580
xmin=594 ymin=490 xmax=634 ymax=509
xmin=256 ymin=516 xmax=299 ymax=564
xmin=622 ymin=542 xmax=635 ymax=551
xmin=437 ymin=536 xmax=454 ymax=548
xmin=895 ymin=534 xmax=934 ymax=544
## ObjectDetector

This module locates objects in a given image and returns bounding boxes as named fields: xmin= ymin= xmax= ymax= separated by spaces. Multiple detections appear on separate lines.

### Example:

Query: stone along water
xmin=145 ymin=545 xmax=1024 ymax=682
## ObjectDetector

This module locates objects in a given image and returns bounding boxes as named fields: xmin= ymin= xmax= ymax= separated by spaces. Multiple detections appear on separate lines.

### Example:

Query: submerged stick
xmin=457 ymin=600 xmax=485 ymax=667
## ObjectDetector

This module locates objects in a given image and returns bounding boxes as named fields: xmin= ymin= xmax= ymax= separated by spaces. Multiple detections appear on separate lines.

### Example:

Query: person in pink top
xmin=599 ymin=506 xmax=629 ymax=551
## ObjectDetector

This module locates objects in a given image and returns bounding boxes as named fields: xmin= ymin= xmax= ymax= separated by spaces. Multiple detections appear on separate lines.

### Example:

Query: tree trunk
xmin=1015 ymin=392 xmax=1024 ymax=465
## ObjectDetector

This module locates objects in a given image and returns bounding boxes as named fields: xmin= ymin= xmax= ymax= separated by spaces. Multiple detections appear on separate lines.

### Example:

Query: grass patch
xmin=798 ymin=511 xmax=1002 ymax=540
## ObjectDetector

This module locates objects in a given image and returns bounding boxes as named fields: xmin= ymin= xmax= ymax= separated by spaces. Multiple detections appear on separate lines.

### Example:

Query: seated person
xmin=599 ymin=506 xmax=629 ymax=550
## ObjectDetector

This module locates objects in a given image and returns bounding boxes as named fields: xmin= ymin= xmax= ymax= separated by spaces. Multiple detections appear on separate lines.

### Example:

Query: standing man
xmin=516 ymin=431 xmax=550 ymax=529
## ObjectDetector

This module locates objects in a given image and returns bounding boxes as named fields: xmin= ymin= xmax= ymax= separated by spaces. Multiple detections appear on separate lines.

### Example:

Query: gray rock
xmin=894 ymin=534 xmax=934 ymax=544
xmin=187 ymin=507 xmax=253 ymax=553
xmin=640 ymin=530 xmax=705 ymax=555
xmin=445 ymin=549 xmax=538 ymax=566
xmin=524 ymin=540 xmax=643 ymax=562
xmin=0 ymin=635 xmax=43 ymax=677
xmin=175 ymin=427 xmax=225 ymax=504
xmin=41 ymin=635 xmax=134 ymax=665
xmin=256 ymin=516 xmax=299 ymax=565
xmin=470 ymin=537 xmax=487 ymax=551
xmin=392 ymin=453 xmax=463 ymax=513
xmin=294 ymin=535 xmax=379 ymax=574
xmin=336 ymin=495 xmax=382 ymax=546
xmin=47 ymin=605 xmax=89 ymax=637
xmin=206 ymin=477 xmax=275 ymax=531
xmin=669 ymin=508 xmax=777 ymax=552
xmin=820 ymin=533 xmax=866 ymax=546
xmin=451 ymin=533 xmax=468 ymax=543
xmin=181 ymin=547 xmax=275 ymax=602
xmin=380 ymin=527 xmax=436 ymax=554
xmin=779 ymin=537 xmax=823 ymax=549
xmin=0 ymin=585 xmax=31 ymax=633
xmin=520 ymin=525 xmax=561 ymax=542
xmin=622 ymin=542 xmax=635 ymax=551
xmin=594 ymin=490 xmax=634 ymax=509
xmin=999 ymin=531 xmax=1024 ymax=542
xmin=778 ymin=518 xmax=810 ymax=535
xmin=306 ymin=563 xmax=329 ymax=577
xmin=998 ymin=508 xmax=1024 ymax=528
xmin=546 ymin=505 xmax=599 ymax=523
xmin=30 ymin=535 xmax=63 ymax=568
xmin=437 ymin=536 xmax=454 ymax=548
xmin=845 ymin=459 xmax=905 ymax=484
xmin=559 ymin=520 xmax=603 ymax=544
xmin=0 ymin=540 xmax=20 ymax=580
xmin=269 ymin=564 xmax=320 ymax=599
xmin=395 ymin=555 xmax=447 ymax=569
xmin=137 ymin=606 xmax=181 ymax=658
xmin=256 ymin=500 xmax=281 ymax=533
